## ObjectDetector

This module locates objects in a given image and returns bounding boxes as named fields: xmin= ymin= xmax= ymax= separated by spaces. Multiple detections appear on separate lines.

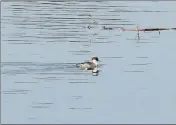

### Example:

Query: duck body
xmin=76 ymin=61 xmax=96 ymax=70
xmin=76 ymin=57 xmax=99 ymax=70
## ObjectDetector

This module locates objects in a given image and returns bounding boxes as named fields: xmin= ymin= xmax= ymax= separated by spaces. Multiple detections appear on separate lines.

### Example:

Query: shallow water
xmin=1 ymin=1 xmax=176 ymax=124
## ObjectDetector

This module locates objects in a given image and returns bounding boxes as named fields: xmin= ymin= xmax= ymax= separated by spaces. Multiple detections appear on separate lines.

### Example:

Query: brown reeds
xmin=121 ymin=27 xmax=176 ymax=32
xmin=120 ymin=25 xmax=176 ymax=39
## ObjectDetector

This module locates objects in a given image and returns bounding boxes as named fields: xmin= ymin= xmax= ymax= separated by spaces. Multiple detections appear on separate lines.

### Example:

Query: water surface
xmin=1 ymin=1 xmax=176 ymax=124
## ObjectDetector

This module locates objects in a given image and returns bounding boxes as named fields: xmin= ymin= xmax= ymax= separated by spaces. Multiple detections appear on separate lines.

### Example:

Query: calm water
xmin=1 ymin=1 xmax=176 ymax=124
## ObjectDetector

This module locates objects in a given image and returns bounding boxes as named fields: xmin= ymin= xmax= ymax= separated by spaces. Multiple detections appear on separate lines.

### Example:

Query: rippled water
xmin=1 ymin=1 xmax=176 ymax=124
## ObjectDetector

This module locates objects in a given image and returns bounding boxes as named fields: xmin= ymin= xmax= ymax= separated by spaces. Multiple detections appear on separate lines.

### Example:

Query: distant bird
xmin=102 ymin=26 xmax=114 ymax=30
xmin=87 ymin=26 xmax=91 ymax=29
xmin=76 ymin=57 xmax=99 ymax=70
